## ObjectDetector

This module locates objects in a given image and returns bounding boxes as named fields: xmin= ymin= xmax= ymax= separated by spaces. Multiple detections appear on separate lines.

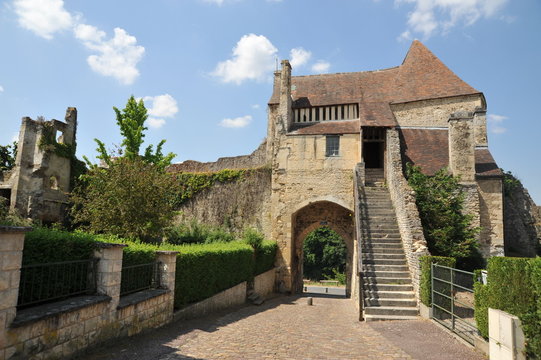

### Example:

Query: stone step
xmin=363 ymin=290 xmax=415 ymax=299
xmin=364 ymin=271 xmax=411 ymax=278
xmin=364 ymin=314 xmax=420 ymax=321
xmin=362 ymin=238 xmax=402 ymax=244
xmin=362 ymin=253 xmax=406 ymax=260
xmin=363 ymin=277 xmax=412 ymax=285
xmin=364 ymin=298 xmax=417 ymax=307
xmin=362 ymin=243 xmax=403 ymax=249
xmin=364 ymin=306 xmax=419 ymax=317
xmin=363 ymin=283 xmax=414 ymax=292
xmin=362 ymin=259 xmax=406 ymax=266
xmin=362 ymin=248 xmax=404 ymax=254
xmin=366 ymin=225 xmax=399 ymax=231
xmin=363 ymin=264 xmax=408 ymax=272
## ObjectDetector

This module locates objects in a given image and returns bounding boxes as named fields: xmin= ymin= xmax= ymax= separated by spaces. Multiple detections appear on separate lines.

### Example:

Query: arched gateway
xmin=291 ymin=201 xmax=354 ymax=296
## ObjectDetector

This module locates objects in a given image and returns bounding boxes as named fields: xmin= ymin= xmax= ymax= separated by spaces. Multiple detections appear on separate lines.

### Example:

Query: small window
xmin=326 ymin=136 xmax=340 ymax=157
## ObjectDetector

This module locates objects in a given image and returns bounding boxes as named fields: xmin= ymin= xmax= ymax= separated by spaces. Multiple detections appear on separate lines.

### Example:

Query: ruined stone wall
xmin=385 ymin=129 xmax=429 ymax=301
xmin=169 ymin=140 xmax=268 ymax=173
xmin=391 ymin=95 xmax=482 ymax=129
xmin=504 ymin=182 xmax=541 ymax=257
xmin=175 ymin=168 xmax=272 ymax=237
xmin=477 ymin=178 xmax=505 ymax=257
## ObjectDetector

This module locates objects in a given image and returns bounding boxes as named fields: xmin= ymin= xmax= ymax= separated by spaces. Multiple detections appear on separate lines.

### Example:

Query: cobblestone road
xmin=82 ymin=294 xmax=486 ymax=360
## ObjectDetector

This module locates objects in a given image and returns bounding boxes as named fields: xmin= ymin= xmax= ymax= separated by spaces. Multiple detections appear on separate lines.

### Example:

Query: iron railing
xmin=18 ymin=258 xmax=98 ymax=308
xmin=120 ymin=262 xmax=161 ymax=296
xmin=431 ymin=263 xmax=478 ymax=344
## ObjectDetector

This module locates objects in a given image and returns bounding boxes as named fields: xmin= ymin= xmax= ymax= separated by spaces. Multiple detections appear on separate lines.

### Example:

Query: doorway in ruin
xmin=291 ymin=201 xmax=354 ymax=296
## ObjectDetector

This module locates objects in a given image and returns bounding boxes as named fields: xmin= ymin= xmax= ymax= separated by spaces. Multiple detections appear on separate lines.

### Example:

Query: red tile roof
xmin=400 ymin=128 xmax=501 ymax=178
xmin=269 ymin=40 xmax=482 ymax=128
xmin=288 ymin=120 xmax=360 ymax=136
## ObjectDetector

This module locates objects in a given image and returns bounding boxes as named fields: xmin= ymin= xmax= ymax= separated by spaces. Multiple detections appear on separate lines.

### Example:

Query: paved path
xmin=82 ymin=294 xmax=486 ymax=360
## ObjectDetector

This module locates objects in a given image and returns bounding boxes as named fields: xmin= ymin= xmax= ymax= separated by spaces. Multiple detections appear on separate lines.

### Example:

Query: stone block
xmin=0 ymin=252 xmax=22 ymax=271
xmin=0 ymin=237 xmax=24 ymax=252
xmin=0 ymin=289 xmax=18 ymax=311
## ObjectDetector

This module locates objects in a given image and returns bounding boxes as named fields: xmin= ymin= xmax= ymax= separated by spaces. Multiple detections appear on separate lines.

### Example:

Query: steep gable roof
xmin=269 ymin=40 xmax=482 ymax=128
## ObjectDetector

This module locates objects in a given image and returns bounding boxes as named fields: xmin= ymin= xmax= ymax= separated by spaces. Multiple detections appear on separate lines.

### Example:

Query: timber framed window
xmin=325 ymin=136 xmax=340 ymax=157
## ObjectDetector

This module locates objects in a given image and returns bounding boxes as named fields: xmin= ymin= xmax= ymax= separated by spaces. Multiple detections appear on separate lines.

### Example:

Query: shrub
xmin=0 ymin=197 xmax=32 ymax=227
xmin=242 ymin=227 xmax=264 ymax=250
xmin=473 ymin=270 xmax=489 ymax=338
xmin=406 ymin=164 xmax=482 ymax=270
xmin=419 ymin=255 xmax=456 ymax=306
xmin=254 ymin=240 xmax=277 ymax=275
xmin=71 ymin=157 xmax=177 ymax=241
xmin=166 ymin=219 xmax=235 ymax=245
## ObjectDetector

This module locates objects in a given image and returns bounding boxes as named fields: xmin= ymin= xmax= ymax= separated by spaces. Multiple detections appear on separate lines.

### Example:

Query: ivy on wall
xmin=172 ymin=166 xmax=270 ymax=207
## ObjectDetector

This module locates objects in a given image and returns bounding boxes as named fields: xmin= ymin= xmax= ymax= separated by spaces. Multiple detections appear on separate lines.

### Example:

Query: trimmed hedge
xmin=474 ymin=257 xmax=541 ymax=358
xmin=254 ymin=240 xmax=278 ymax=276
xmin=419 ymin=255 xmax=456 ymax=306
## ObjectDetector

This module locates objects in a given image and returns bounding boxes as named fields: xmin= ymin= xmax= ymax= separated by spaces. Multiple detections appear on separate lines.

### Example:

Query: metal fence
xmin=18 ymin=258 xmax=98 ymax=308
xmin=431 ymin=264 xmax=478 ymax=344
xmin=120 ymin=262 xmax=161 ymax=296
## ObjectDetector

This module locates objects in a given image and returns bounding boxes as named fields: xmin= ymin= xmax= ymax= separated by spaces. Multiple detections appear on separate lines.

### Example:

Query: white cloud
xmin=11 ymin=133 xmax=19 ymax=143
xmin=0 ymin=85 xmax=4 ymax=92
xmin=142 ymin=94 xmax=179 ymax=129
xmin=13 ymin=0 xmax=73 ymax=40
xmin=75 ymin=24 xmax=145 ymax=85
xmin=220 ymin=115 xmax=252 ymax=128
xmin=212 ymin=34 xmax=278 ymax=84
xmin=251 ymin=104 xmax=261 ymax=109
xmin=201 ymin=0 xmax=225 ymax=4
xmin=396 ymin=0 xmax=510 ymax=39
xmin=487 ymin=113 xmax=508 ymax=134
xmin=311 ymin=60 xmax=331 ymax=74
xmin=289 ymin=47 xmax=312 ymax=69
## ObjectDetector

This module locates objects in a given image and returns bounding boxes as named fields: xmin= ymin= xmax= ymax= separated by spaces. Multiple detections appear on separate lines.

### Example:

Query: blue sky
xmin=0 ymin=0 xmax=540 ymax=203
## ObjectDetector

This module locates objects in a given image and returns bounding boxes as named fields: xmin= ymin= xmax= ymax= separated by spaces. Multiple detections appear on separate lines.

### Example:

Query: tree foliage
xmin=71 ymin=157 xmax=177 ymax=241
xmin=0 ymin=142 xmax=17 ymax=172
xmin=86 ymin=96 xmax=175 ymax=169
xmin=303 ymin=226 xmax=346 ymax=281
xmin=406 ymin=164 xmax=482 ymax=269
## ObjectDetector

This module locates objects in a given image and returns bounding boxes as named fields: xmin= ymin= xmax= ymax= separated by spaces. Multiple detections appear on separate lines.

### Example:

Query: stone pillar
xmin=278 ymin=60 xmax=292 ymax=133
xmin=0 ymin=227 xmax=30 ymax=330
xmin=448 ymin=111 xmax=476 ymax=183
xmin=93 ymin=243 xmax=127 ymax=308
xmin=473 ymin=107 xmax=488 ymax=147
xmin=155 ymin=251 xmax=177 ymax=292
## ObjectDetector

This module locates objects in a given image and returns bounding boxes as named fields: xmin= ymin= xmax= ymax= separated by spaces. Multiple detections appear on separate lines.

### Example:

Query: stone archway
xmin=291 ymin=201 xmax=355 ymax=296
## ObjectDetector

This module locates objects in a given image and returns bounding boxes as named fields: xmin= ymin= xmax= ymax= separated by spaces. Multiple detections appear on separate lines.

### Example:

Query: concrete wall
xmin=385 ymin=129 xmax=429 ymax=300
xmin=0 ymin=228 xmax=177 ymax=360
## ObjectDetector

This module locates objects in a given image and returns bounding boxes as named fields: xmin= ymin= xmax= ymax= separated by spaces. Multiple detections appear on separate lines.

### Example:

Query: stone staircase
xmin=360 ymin=176 xmax=418 ymax=321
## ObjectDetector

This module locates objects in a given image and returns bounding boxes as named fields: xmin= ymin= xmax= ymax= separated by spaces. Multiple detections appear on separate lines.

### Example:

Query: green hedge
xmin=254 ymin=240 xmax=278 ymax=276
xmin=419 ymin=255 xmax=456 ymax=306
xmin=474 ymin=257 xmax=541 ymax=358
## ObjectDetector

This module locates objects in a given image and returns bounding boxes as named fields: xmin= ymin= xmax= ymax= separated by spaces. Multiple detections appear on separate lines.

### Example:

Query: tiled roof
xmin=269 ymin=40 xmax=482 ymax=128
xmin=399 ymin=128 xmax=501 ymax=178
xmin=288 ymin=120 xmax=360 ymax=136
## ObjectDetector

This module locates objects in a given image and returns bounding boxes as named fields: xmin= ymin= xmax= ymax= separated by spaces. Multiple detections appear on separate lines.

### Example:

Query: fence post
xmin=0 ymin=227 xmax=30 ymax=331
xmin=155 ymin=251 xmax=178 ymax=321
xmin=93 ymin=243 xmax=127 ymax=309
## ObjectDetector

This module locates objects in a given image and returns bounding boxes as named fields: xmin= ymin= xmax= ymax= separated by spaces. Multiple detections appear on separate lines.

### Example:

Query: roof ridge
xmin=291 ymin=66 xmax=400 ymax=79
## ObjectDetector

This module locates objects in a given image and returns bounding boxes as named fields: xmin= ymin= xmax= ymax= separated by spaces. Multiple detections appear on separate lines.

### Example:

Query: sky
xmin=0 ymin=0 xmax=540 ymax=203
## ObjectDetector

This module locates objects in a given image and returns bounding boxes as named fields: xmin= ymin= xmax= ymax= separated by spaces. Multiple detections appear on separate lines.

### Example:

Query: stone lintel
xmin=448 ymin=111 xmax=474 ymax=121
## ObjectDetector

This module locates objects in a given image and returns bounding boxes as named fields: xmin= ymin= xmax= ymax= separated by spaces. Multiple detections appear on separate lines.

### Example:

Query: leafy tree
xmin=85 ymin=96 xmax=175 ymax=169
xmin=71 ymin=157 xmax=177 ymax=241
xmin=406 ymin=163 xmax=482 ymax=269
xmin=303 ymin=226 xmax=346 ymax=281
xmin=0 ymin=142 xmax=17 ymax=171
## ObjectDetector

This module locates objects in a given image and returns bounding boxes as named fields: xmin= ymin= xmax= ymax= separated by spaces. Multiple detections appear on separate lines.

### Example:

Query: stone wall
xmin=391 ymin=95 xmax=482 ymax=129
xmin=477 ymin=178 xmax=505 ymax=257
xmin=168 ymin=141 xmax=268 ymax=173
xmin=175 ymin=168 xmax=272 ymax=237
xmin=504 ymin=181 xmax=541 ymax=257
xmin=253 ymin=268 xmax=276 ymax=299
xmin=385 ymin=129 xmax=429 ymax=301
xmin=0 ymin=228 xmax=177 ymax=360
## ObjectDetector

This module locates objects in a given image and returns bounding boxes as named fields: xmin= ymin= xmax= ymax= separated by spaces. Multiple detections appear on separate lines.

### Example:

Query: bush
xmin=166 ymin=219 xmax=235 ymax=245
xmin=242 ymin=227 xmax=264 ymax=250
xmin=473 ymin=257 xmax=541 ymax=358
xmin=159 ymin=241 xmax=254 ymax=307
xmin=419 ymin=255 xmax=456 ymax=306
xmin=0 ymin=197 xmax=32 ymax=227
xmin=254 ymin=240 xmax=277 ymax=276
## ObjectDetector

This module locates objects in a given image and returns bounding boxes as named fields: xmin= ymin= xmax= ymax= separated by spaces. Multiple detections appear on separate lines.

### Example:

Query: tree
xmin=406 ymin=163 xmax=482 ymax=269
xmin=0 ymin=142 xmax=17 ymax=172
xmin=86 ymin=96 xmax=175 ymax=169
xmin=71 ymin=157 xmax=177 ymax=241
xmin=303 ymin=227 xmax=347 ymax=281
